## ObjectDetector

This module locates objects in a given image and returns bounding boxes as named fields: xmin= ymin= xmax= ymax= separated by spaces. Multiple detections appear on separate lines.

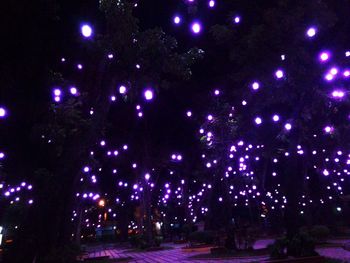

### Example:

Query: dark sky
xmin=1 ymin=0 xmax=350 ymax=184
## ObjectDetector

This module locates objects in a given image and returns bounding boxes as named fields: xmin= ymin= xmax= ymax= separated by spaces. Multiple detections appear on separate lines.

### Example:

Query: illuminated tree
xmin=193 ymin=0 xmax=350 ymax=241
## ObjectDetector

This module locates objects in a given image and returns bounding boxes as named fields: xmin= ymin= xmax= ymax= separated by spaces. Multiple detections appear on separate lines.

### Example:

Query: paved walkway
xmin=83 ymin=239 xmax=350 ymax=262
xmin=83 ymin=243 xmax=268 ymax=262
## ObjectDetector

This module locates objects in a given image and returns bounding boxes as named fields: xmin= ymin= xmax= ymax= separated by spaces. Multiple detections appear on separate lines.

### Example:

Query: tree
xmin=4 ymin=0 xmax=202 ymax=261
xmin=192 ymin=0 xmax=350 ymax=245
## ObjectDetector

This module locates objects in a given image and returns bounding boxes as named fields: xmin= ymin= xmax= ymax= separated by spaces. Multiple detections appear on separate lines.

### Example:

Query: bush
xmin=129 ymin=234 xmax=148 ymax=249
xmin=310 ymin=225 xmax=330 ymax=242
xmin=288 ymin=232 xmax=318 ymax=258
xmin=42 ymin=244 xmax=81 ymax=263
xmin=154 ymin=235 xmax=163 ymax=247
xmin=268 ymin=238 xmax=289 ymax=259
xmin=188 ymin=231 xmax=215 ymax=245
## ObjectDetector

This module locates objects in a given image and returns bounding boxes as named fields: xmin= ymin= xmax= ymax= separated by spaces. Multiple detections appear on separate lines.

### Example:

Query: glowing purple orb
xmin=251 ymin=82 xmax=260 ymax=90
xmin=81 ymin=24 xmax=93 ymax=38
xmin=209 ymin=0 xmax=215 ymax=7
xmin=275 ymin=69 xmax=284 ymax=79
xmin=325 ymin=73 xmax=334 ymax=81
xmin=214 ymin=89 xmax=220 ymax=95
xmin=343 ymin=70 xmax=350 ymax=78
xmin=119 ymin=85 xmax=126 ymax=94
xmin=145 ymin=173 xmax=151 ymax=180
xmin=330 ymin=67 xmax=338 ymax=75
xmin=234 ymin=16 xmax=241 ymax=24
xmin=54 ymin=96 xmax=61 ymax=102
xmin=332 ymin=90 xmax=345 ymax=99
xmin=70 ymin=87 xmax=78 ymax=95
xmin=284 ymin=123 xmax=292 ymax=130
xmin=255 ymin=117 xmax=262 ymax=125
xmin=324 ymin=126 xmax=334 ymax=134
xmin=207 ymin=115 xmax=213 ymax=121
xmin=191 ymin=22 xmax=202 ymax=34
xmin=53 ymin=89 xmax=61 ymax=96
xmin=272 ymin=115 xmax=280 ymax=122
xmin=0 ymin=108 xmax=6 ymax=118
xmin=144 ymin=89 xmax=154 ymax=100
xmin=319 ymin=52 xmax=330 ymax=62
xmin=0 ymin=152 xmax=5 ymax=159
xmin=173 ymin=16 xmax=181 ymax=24
xmin=186 ymin=111 xmax=192 ymax=117
xmin=306 ymin=27 xmax=317 ymax=38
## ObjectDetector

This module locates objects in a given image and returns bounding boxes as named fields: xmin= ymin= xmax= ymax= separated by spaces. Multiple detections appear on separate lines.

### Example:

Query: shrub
xmin=268 ymin=237 xmax=289 ymax=259
xmin=42 ymin=244 xmax=81 ymax=263
xmin=129 ymin=234 xmax=147 ymax=248
xmin=310 ymin=225 xmax=330 ymax=242
xmin=154 ymin=235 xmax=163 ymax=247
xmin=188 ymin=231 xmax=215 ymax=245
xmin=288 ymin=232 xmax=318 ymax=258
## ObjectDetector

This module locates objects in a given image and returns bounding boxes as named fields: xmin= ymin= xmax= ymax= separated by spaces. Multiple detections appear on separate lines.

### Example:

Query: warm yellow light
xmin=98 ymin=199 xmax=105 ymax=207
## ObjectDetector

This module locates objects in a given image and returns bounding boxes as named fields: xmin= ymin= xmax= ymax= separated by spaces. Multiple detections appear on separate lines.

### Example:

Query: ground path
xmin=83 ymin=239 xmax=350 ymax=262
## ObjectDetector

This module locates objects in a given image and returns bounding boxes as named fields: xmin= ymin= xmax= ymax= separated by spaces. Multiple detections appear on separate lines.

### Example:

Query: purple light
xmin=207 ymin=115 xmax=213 ymax=121
xmin=173 ymin=16 xmax=181 ymax=24
xmin=145 ymin=173 xmax=150 ymax=180
xmin=346 ymin=51 xmax=350 ymax=57
xmin=323 ymin=169 xmax=329 ymax=176
xmin=54 ymin=96 xmax=61 ymax=102
xmin=144 ymin=89 xmax=154 ymax=100
xmin=191 ymin=22 xmax=202 ymax=34
xmin=186 ymin=111 xmax=192 ymax=117
xmin=272 ymin=115 xmax=280 ymax=122
xmin=255 ymin=117 xmax=262 ymax=125
xmin=209 ymin=0 xmax=215 ymax=8
xmin=332 ymin=90 xmax=345 ymax=99
xmin=284 ymin=123 xmax=292 ymax=131
xmin=325 ymin=73 xmax=334 ymax=81
xmin=0 ymin=108 xmax=6 ymax=118
xmin=177 ymin=155 xmax=182 ymax=161
xmin=0 ymin=152 xmax=5 ymax=159
xmin=324 ymin=126 xmax=334 ymax=134
xmin=119 ymin=85 xmax=126 ymax=94
xmin=251 ymin=82 xmax=260 ymax=90
xmin=171 ymin=154 xmax=176 ymax=160
xmin=110 ymin=95 xmax=116 ymax=101
xmin=306 ymin=27 xmax=317 ymax=38
xmin=214 ymin=89 xmax=220 ymax=95
xmin=330 ymin=67 xmax=338 ymax=75
xmin=83 ymin=166 xmax=90 ymax=173
xmin=343 ymin=70 xmax=350 ymax=78
xmin=70 ymin=87 xmax=78 ymax=95
xmin=234 ymin=16 xmax=241 ymax=24
xmin=77 ymin=64 xmax=83 ymax=70
xmin=113 ymin=150 xmax=119 ymax=156
xmin=100 ymin=140 xmax=106 ymax=146
xmin=319 ymin=51 xmax=330 ymax=62
xmin=53 ymin=88 xmax=61 ymax=96
xmin=107 ymin=54 xmax=114 ymax=59
xmin=81 ymin=24 xmax=93 ymax=38
xmin=275 ymin=69 xmax=284 ymax=79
